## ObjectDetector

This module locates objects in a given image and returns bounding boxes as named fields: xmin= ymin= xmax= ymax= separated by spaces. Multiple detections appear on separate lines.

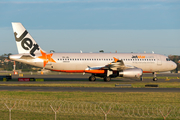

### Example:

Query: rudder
xmin=12 ymin=22 xmax=42 ymax=56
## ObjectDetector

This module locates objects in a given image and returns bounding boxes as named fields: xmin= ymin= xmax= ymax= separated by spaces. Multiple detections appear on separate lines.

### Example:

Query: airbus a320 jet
xmin=9 ymin=23 xmax=177 ymax=82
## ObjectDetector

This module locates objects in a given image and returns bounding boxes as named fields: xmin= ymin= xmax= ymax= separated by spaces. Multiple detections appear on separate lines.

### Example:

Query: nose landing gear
xmin=153 ymin=72 xmax=158 ymax=81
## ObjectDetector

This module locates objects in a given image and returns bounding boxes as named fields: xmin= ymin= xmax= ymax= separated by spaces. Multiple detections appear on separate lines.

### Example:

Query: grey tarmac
xmin=0 ymin=73 xmax=180 ymax=92
xmin=0 ymin=86 xmax=180 ymax=92
xmin=8 ymin=73 xmax=180 ymax=83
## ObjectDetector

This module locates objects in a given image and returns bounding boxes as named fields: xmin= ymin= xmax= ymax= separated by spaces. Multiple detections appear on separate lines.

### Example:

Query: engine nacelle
xmin=119 ymin=68 xmax=143 ymax=78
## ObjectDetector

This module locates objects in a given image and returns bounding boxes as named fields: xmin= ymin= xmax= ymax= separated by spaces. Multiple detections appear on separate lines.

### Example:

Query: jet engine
xmin=119 ymin=68 xmax=143 ymax=78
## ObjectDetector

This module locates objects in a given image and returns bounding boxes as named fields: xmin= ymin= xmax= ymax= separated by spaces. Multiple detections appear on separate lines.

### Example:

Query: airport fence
xmin=0 ymin=98 xmax=180 ymax=120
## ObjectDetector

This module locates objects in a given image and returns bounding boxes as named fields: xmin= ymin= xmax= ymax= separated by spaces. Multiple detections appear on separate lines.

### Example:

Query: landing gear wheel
xmin=104 ymin=76 xmax=111 ymax=82
xmin=153 ymin=77 xmax=158 ymax=81
xmin=89 ymin=75 xmax=96 ymax=81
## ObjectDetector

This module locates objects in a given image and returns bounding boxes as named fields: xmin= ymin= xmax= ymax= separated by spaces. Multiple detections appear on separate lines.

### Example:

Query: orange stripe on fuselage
xmin=52 ymin=70 xmax=152 ymax=74
xmin=52 ymin=70 xmax=85 ymax=73
xmin=143 ymin=71 xmax=152 ymax=73
xmin=52 ymin=70 xmax=106 ymax=74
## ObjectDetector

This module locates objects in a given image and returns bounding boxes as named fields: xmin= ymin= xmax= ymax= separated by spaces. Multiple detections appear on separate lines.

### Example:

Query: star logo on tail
xmin=38 ymin=50 xmax=56 ymax=67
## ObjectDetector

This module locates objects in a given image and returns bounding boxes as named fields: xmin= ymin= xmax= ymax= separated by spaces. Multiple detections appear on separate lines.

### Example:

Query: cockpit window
xmin=166 ymin=58 xmax=171 ymax=61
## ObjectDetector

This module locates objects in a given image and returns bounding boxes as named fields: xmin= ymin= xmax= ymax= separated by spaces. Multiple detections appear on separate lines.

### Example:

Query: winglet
xmin=113 ymin=57 xmax=119 ymax=63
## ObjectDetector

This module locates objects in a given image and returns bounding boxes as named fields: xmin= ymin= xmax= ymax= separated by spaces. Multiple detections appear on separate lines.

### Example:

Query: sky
xmin=0 ymin=0 xmax=180 ymax=56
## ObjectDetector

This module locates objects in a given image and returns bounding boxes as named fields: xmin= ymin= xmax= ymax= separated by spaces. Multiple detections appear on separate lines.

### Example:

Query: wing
xmin=85 ymin=57 xmax=135 ymax=72
xmin=103 ymin=57 xmax=136 ymax=71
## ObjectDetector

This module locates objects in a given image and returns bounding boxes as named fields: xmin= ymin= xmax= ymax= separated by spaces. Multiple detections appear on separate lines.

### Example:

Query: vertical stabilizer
xmin=12 ymin=22 xmax=43 ymax=56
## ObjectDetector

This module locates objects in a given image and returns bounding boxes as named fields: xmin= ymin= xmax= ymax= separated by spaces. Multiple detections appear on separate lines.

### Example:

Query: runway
xmin=0 ymin=73 xmax=180 ymax=92
xmin=9 ymin=73 xmax=180 ymax=83
xmin=0 ymin=86 xmax=180 ymax=92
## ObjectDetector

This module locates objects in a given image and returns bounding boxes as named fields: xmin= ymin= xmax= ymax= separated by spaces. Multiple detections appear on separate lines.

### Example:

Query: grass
xmin=0 ymin=91 xmax=180 ymax=120
xmin=0 ymin=74 xmax=180 ymax=119
xmin=0 ymin=91 xmax=179 ymax=104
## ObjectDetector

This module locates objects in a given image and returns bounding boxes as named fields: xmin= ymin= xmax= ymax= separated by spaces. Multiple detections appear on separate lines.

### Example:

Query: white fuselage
xmin=10 ymin=53 xmax=177 ymax=73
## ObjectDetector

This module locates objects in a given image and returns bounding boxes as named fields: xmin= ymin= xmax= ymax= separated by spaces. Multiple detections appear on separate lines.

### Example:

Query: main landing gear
xmin=89 ymin=75 xmax=96 ymax=81
xmin=104 ymin=76 xmax=111 ymax=82
xmin=153 ymin=72 xmax=158 ymax=81
xmin=89 ymin=75 xmax=111 ymax=82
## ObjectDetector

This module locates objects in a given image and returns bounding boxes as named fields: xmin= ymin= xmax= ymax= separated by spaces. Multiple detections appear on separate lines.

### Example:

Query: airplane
xmin=9 ymin=22 xmax=177 ymax=82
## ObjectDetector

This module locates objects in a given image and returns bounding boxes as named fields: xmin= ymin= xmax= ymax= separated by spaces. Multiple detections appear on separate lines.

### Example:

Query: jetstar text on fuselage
xmin=132 ymin=55 xmax=146 ymax=59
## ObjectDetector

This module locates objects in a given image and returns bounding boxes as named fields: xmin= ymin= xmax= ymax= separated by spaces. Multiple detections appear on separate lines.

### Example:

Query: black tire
xmin=104 ymin=76 xmax=111 ymax=82
xmin=89 ymin=76 xmax=96 ymax=81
